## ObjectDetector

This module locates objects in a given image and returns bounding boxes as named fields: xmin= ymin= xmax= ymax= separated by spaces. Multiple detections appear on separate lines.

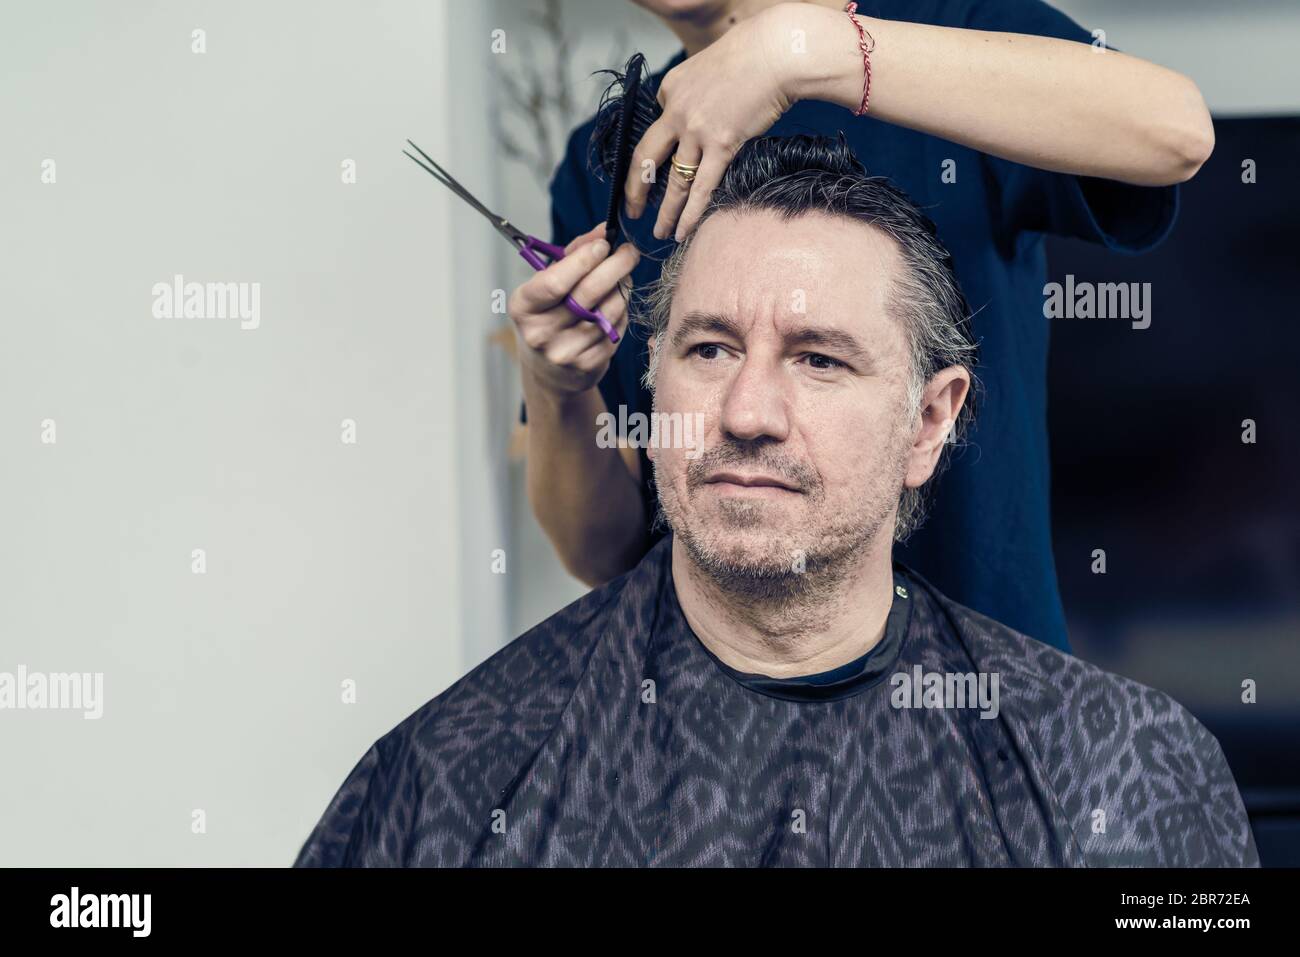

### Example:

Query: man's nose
xmin=718 ymin=355 xmax=790 ymax=442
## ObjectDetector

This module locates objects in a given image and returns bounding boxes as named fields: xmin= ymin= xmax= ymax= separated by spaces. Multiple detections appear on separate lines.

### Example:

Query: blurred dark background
xmin=1046 ymin=116 xmax=1300 ymax=867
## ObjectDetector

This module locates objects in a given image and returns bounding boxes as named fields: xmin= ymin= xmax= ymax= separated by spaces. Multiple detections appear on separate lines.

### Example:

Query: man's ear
xmin=903 ymin=366 xmax=971 ymax=490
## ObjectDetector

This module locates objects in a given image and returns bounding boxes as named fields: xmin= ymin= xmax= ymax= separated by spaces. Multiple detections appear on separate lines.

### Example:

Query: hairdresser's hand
xmin=623 ymin=3 xmax=803 ymax=242
xmin=509 ymin=223 xmax=641 ymax=397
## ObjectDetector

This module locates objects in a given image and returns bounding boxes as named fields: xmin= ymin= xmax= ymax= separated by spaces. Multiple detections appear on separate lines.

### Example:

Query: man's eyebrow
xmin=669 ymin=311 xmax=745 ymax=350
xmin=670 ymin=310 xmax=875 ymax=365
xmin=784 ymin=326 xmax=873 ymax=363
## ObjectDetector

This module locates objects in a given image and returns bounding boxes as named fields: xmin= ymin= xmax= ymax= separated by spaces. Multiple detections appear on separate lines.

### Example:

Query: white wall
xmin=0 ymin=0 xmax=498 ymax=865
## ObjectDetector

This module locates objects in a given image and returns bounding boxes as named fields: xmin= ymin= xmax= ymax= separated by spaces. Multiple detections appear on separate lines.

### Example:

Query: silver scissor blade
xmin=402 ymin=149 xmax=460 ymax=195
xmin=403 ymin=142 xmax=501 ymax=223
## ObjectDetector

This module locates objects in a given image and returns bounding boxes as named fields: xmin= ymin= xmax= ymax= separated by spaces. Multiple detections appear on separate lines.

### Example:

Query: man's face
xmin=649 ymin=209 xmax=918 ymax=591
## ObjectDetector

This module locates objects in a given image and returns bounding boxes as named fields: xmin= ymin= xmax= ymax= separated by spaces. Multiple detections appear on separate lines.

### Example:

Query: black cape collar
xmin=656 ymin=536 xmax=914 ymax=703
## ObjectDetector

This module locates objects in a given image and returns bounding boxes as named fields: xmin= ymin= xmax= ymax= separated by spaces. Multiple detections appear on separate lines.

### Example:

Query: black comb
xmin=603 ymin=53 xmax=644 ymax=246
xmin=591 ymin=53 xmax=667 ymax=248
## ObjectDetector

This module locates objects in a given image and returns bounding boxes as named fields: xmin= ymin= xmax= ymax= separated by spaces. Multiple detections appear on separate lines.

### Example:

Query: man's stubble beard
xmin=651 ymin=423 xmax=911 ymax=608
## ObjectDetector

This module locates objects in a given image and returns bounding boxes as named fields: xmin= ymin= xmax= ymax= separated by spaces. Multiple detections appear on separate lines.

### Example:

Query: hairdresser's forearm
xmin=521 ymin=373 xmax=650 ymax=587
xmin=781 ymin=4 xmax=1213 ymax=186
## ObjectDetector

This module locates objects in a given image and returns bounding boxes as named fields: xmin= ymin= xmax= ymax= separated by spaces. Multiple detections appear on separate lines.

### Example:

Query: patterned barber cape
xmin=295 ymin=534 xmax=1258 ymax=867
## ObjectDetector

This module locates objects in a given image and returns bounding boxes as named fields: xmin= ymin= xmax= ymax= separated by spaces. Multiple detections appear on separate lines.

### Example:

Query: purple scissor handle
xmin=404 ymin=140 xmax=619 ymax=344
xmin=514 ymin=236 xmax=619 ymax=342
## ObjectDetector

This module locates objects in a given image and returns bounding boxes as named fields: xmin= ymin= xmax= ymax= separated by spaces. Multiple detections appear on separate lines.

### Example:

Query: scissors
xmin=403 ymin=139 xmax=619 ymax=344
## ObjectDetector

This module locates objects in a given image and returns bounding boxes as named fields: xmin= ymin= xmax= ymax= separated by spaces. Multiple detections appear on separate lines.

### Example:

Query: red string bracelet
xmin=843 ymin=2 xmax=875 ymax=116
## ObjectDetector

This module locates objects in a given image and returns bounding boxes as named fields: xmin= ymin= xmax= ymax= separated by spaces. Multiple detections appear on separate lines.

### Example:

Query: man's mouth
xmin=703 ymin=470 xmax=802 ymax=493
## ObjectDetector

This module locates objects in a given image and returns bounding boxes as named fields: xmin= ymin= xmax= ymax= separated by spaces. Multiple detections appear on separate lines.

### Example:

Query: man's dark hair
xmin=638 ymin=134 xmax=979 ymax=542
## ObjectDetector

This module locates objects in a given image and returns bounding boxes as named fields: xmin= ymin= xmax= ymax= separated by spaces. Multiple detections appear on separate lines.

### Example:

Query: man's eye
xmin=803 ymin=353 xmax=846 ymax=371
xmin=689 ymin=343 xmax=725 ymax=360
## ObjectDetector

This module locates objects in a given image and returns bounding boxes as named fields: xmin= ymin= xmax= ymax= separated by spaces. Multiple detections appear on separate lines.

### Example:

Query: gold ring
xmin=671 ymin=153 xmax=700 ymax=183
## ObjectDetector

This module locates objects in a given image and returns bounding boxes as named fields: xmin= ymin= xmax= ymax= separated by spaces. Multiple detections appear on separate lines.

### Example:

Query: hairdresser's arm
xmin=513 ymin=225 xmax=650 ymax=586
xmin=628 ymin=1 xmax=1213 ymax=240
xmin=787 ymin=4 xmax=1214 ymax=183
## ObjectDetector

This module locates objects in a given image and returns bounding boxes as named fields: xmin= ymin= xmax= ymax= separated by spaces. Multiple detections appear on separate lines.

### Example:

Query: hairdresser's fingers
xmin=624 ymin=114 xmax=678 ymax=220
xmin=537 ymin=277 xmax=631 ymax=367
xmin=516 ymin=242 xmax=639 ymax=348
xmin=511 ymin=236 xmax=613 ymax=314
xmin=653 ymin=139 xmax=701 ymax=241
xmin=566 ymin=291 xmax=632 ymax=372
xmin=545 ymin=291 xmax=629 ymax=368
xmin=538 ymin=249 xmax=636 ymax=366
xmin=603 ymin=280 xmax=633 ymax=336
xmin=563 ymin=222 xmax=607 ymax=256
xmin=561 ymin=284 xmax=633 ymax=369
xmin=542 ymin=322 xmax=609 ymax=368
xmin=673 ymin=148 xmax=732 ymax=243
xmin=597 ymin=282 xmax=633 ymax=341
xmin=567 ymin=241 xmax=641 ymax=318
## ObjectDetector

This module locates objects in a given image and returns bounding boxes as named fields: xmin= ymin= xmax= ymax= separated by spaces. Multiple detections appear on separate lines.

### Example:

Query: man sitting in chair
xmin=296 ymin=136 xmax=1257 ymax=868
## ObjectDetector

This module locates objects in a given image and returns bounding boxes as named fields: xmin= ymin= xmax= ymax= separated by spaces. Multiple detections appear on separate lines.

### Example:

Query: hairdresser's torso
xmin=546 ymin=0 xmax=1180 ymax=651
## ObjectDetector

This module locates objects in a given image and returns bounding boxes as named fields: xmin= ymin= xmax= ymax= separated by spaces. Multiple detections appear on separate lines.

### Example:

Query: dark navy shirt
xmin=526 ymin=0 xmax=1180 ymax=651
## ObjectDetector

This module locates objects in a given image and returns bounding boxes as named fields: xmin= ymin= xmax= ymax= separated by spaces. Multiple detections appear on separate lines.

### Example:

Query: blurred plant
xmin=494 ymin=0 xmax=630 ymax=188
